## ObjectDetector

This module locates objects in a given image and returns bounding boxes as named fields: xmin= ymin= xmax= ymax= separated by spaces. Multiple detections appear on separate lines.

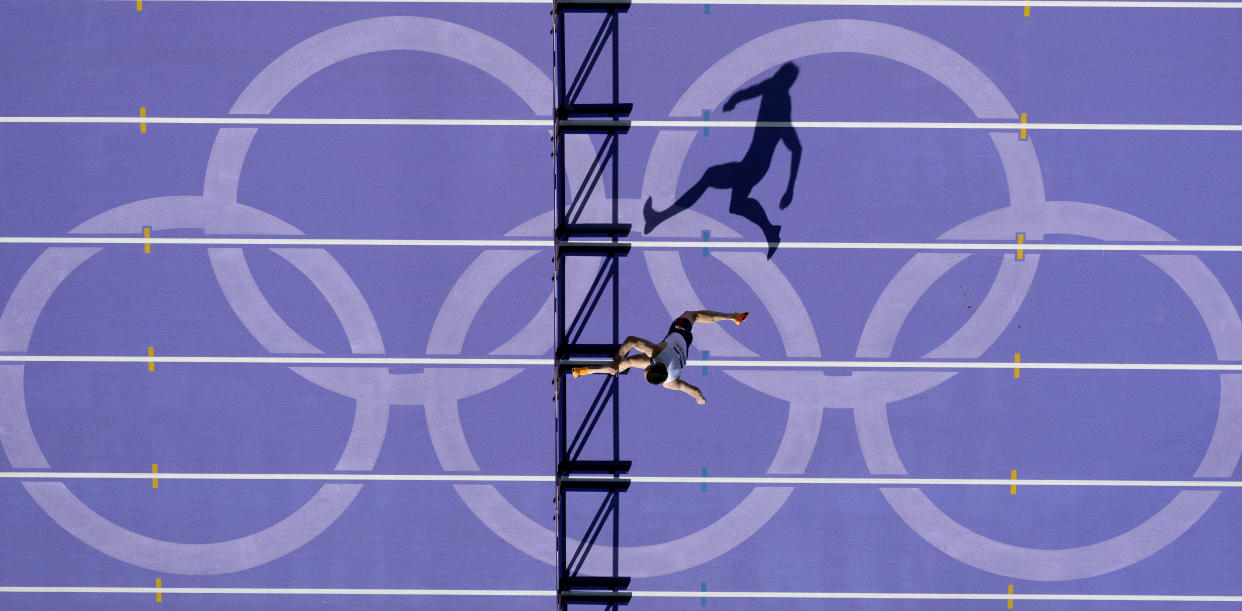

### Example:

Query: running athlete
xmin=572 ymin=310 xmax=749 ymax=404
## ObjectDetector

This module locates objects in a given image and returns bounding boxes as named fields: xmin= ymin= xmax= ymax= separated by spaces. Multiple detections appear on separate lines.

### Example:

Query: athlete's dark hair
xmin=645 ymin=363 xmax=668 ymax=385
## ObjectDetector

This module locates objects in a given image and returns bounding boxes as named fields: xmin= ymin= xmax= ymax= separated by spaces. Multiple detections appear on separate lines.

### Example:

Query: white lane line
xmin=4 ymin=355 xmax=1242 ymax=372
xmin=686 ymin=360 xmax=1242 ymax=371
xmin=0 ymin=355 xmax=550 ymax=365
xmin=1 ymin=471 xmax=1237 ymax=488
xmin=0 ymin=472 xmax=556 ymax=482
xmin=92 ymin=0 xmax=1242 ymax=8
xmin=637 ymin=592 xmax=1242 ymax=602
xmin=632 ymin=476 xmax=1242 ymax=487
xmin=634 ymin=120 xmax=1242 ymax=131
xmin=7 ymin=237 xmax=1242 ymax=254
xmin=0 ymin=586 xmax=551 ymax=596
xmin=0 ymin=117 xmax=550 ymax=127
xmin=633 ymin=241 xmax=1242 ymax=252
xmin=0 ymin=586 xmax=1239 ymax=602
xmin=646 ymin=0 xmax=1242 ymax=5
xmin=0 ymin=237 xmax=552 ymax=247
xmin=3 ymin=116 xmax=1240 ymax=132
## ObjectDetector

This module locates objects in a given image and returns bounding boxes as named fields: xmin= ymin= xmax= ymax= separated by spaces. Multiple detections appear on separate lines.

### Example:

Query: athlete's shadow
xmin=643 ymin=62 xmax=803 ymax=259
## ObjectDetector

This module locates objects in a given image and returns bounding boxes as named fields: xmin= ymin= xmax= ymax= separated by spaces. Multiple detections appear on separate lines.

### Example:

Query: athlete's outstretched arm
xmin=665 ymin=378 xmax=706 ymax=404
xmin=722 ymin=85 xmax=763 ymax=112
xmin=780 ymin=129 xmax=802 ymax=210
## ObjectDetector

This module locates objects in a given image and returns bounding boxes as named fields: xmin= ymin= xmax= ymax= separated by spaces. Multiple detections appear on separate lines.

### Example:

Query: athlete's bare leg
xmin=572 ymin=353 xmax=652 ymax=378
xmin=572 ymin=363 xmax=618 ymax=377
xmin=682 ymin=310 xmax=749 ymax=324
xmin=573 ymin=336 xmax=659 ymax=378
xmin=616 ymin=335 xmax=659 ymax=359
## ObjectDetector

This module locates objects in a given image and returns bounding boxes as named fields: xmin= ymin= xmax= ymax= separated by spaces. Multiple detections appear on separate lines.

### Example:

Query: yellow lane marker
xmin=1016 ymin=233 xmax=1024 ymax=260
xmin=143 ymin=227 xmax=151 ymax=253
xmin=1013 ymin=353 xmax=1020 ymax=378
xmin=137 ymin=0 xmax=143 ymax=11
xmin=1010 ymin=470 xmax=1017 ymax=494
xmin=156 ymin=577 xmax=162 ymax=602
xmin=152 ymin=464 xmax=158 ymax=488
xmin=1023 ymin=3 xmax=1029 ymax=15
xmin=1019 ymin=113 xmax=1027 ymax=139
xmin=1008 ymin=584 xmax=1015 ymax=608
xmin=140 ymin=107 xmax=147 ymax=133
xmin=148 ymin=346 xmax=155 ymax=372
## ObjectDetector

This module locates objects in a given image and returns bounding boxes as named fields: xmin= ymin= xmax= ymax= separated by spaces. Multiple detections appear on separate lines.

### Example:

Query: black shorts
xmin=666 ymin=316 xmax=694 ymax=347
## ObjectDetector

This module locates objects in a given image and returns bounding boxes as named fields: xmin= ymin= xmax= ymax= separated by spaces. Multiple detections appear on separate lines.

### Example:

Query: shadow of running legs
xmin=643 ymin=161 xmax=783 ymax=259
xmin=643 ymin=163 xmax=734 ymax=230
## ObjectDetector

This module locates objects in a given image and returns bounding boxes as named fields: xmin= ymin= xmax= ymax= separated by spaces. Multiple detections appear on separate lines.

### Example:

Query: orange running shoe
xmin=572 ymin=367 xmax=589 ymax=378
xmin=733 ymin=312 xmax=749 ymax=325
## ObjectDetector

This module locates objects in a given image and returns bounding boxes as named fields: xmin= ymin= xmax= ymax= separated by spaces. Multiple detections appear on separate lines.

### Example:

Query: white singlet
xmin=653 ymin=331 xmax=688 ymax=381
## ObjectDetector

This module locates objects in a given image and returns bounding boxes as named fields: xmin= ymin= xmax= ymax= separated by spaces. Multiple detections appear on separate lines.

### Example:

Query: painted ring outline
xmin=0 ymin=196 xmax=384 ymax=574
xmin=639 ymin=19 xmax=1046 ymax=573
xmin=655 ymin=19 xmax=1242 ymax=580
xmin=426 ymin=19 xmax=1045 ymax=577
xmin=0 ymin=16 xmax=555 ymax=575
xmin=850 ymin=201 xmax=1242 ymax=580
